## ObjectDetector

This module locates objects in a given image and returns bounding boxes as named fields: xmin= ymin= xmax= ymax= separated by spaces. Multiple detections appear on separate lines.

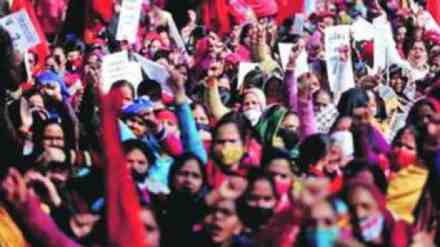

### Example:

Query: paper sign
xmin=116 ymin=0 xmax=143 ymax=43
xmin=279 ymin=43 xmax=309 ymax=77
xmin=132 ymin=53 xmax=172 ymax=93
xmin=373 ymin=25 xmax=388 ymax=73
xmin=351 ymin=18 xmax=375 ymax=41
xmin=101 ymin=51 xmax=143 ymax=93
xmin=378 ymin=85 xmax=398 ymax=103
xmin=292 ymin=14 xmax=305 ymax=35
xmin=324 ymin=25 xmax=355 ymax=96
xmin=237 ymin=62 xmax=259 ymax=90
xmin=0 ymin=10 xmax=40 ymax=52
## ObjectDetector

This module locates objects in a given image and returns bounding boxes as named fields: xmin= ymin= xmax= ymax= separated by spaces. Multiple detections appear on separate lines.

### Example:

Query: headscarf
xmin=36 ymin=70 xmax=70 ymax=99
xmin=345 ymin=179 xmax=386 ymax=212
xmin=243 ymin=87 xmax=267 ymax=111
xmin=331 ymin=131 xmax=354 ymax=158
xmin=156 ymin=110 xmax=177 ymax=125
xmin=337 ymin=88 xmax=369 ymax=117
xmin=121 ymin=97 xmax=153 ymax=118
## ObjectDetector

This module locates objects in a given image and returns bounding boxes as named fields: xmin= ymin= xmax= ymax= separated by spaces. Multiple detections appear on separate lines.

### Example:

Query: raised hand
xmin=286 ymin=40 xmax=305 ymax=70
xmin=1 ymin=168 xmax=28 ymax=206
xmin=168 ymin=66 xmax=188 ymax=104
xmin=218 ymin=175 xmax=248 ymax=200
xmin=25 ymin=171 xmax=62 ymax=207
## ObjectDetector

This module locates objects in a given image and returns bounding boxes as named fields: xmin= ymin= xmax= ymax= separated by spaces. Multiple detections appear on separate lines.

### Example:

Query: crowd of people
xmin=0 ymin=0 xmax=440 ymax=246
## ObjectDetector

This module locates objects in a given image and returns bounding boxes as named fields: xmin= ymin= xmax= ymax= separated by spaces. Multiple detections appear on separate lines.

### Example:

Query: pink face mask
xmin=275 ymin=181 xmax=292 ymax=195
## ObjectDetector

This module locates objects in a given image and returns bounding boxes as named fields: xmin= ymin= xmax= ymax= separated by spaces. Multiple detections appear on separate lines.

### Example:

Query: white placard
xmin=351 ymin=18 xmax=375 ymax=41
xmin=292 ymin=14 xmax=305 ymax=35
xmin=279 ymin=43 xmax=309 ymax=77
xmin=324 ymin=25 xmax=355 ymax=96
xmin=237 ymin=62 xmax=259 ymax=90
xmin=378 ymin=84 xmax=398 ymax=103
xmin=116 ymin=0 xmax=143 ymax=43
xmin=373 ymin=25 xmax=388 ymax=73
xmin=101 ymin=51 xmax=143 ymax=93
xmin=0 ymin=10 xmax=40 ymax=52
xmin=132 ymin=53 xmax=172 ymax=93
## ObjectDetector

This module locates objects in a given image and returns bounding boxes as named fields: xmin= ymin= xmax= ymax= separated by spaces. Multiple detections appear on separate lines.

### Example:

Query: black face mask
xmin=239 ymin=204 xmax=274 ymax=230
xmin=278 ymin=128 xmax=300 ymax=150
xmin=196 ymin=123 xmax=211 ymax=132
xmin=219 ymin=87 xmax=231 ymax=105
xmin=131 ymin=170 xmax=148 ymax=183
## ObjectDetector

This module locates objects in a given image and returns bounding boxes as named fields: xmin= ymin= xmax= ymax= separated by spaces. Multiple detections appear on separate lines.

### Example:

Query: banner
xmin=324 ymin=25 xmax=355 ymax=97
xmin=0 ymin=10 xmax=40 ymax=52
xmin=116 ymin=0 xmax=143 ymax=43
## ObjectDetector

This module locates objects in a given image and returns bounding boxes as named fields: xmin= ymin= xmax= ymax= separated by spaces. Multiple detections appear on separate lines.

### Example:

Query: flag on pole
xmin=91 ymin=0 xmax=113 ymax=23
xmin=427 ymin=0 xmax=440 ymax=25
xmin=100 ymin=90 xmax=145 ymax=247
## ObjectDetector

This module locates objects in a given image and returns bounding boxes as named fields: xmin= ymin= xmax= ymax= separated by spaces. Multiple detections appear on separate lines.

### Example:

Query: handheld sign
xmin=101 ymin=51 xmax=143 ymax=93
xmin=279 ymin=43 xmax=309 ymax=77
xmin=324 ymin=25 xmax=355 ymax=97
xmin=116 ymin=0 xmax=143 ymax=43
xmin=0 ymin=10 xmax=40 ymax=52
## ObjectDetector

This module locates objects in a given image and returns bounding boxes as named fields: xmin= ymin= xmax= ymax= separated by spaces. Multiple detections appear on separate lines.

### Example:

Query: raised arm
xmin=4 ymin=168 xmax=82 ymax=247
xmin=205 ymin=61 xmax=231 ymax=121
xmin=169 ymin=67 xmax=208 ymax=163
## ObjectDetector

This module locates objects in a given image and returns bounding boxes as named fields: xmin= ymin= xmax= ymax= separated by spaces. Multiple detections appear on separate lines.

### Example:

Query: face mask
xmin=196 ymin=123 xmax=211 ymax=132
xmin=217 ymin=145 xmax=244 ymax=166
xmin=23 ymin=140 xmax=34 ymax=155
xmin=275 ymin=181 xmax=291 ymax=195
xmin=67 ymin=57 xmax=82 ymax=72
xmin=369 ymin=106 xmax=377 ymax=118
xmin=306 ymin=227 xmax=339 ymax=247
xmin=132 ymin=170 xmax=149 ymax=183
xmin=240 ymin=204 xmax=274 ymax=230
xmin=243 ymin=108 xmax=262 ymax=126
xmin=359 ymin=214 xmax=384 ymax=242
xmin=393 ymin=149 xmax=417 ymax=168
xmin=278 ymin=128 xmax=300 ymax=150
xmin=219 ymin=87 xmax=231 ymax=105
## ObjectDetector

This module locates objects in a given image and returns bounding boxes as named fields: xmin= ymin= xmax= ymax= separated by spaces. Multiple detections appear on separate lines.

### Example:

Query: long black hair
xmin=167 ymin=152 xmax=208 ymax=193
xmin=122 ymin=139 xmax=157 ymax=166
xmin=298 ymin=133 xmax=332 ymax=174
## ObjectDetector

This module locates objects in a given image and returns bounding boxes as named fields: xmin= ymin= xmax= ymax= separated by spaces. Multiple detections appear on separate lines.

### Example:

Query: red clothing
xmin=244 ymin=0 xmax=278 ymax=18
xmin=206 ymin=139 xmax=261 ymax=188
xmin=35 ymin=0 xmax=67 ymax=36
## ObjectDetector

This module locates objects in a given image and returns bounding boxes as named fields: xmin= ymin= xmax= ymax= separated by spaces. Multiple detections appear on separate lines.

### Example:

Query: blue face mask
xmin=305 ymin=227 xmax=339 ymax=247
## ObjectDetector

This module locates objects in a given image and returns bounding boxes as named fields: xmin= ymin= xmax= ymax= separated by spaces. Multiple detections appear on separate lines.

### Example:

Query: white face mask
xmin=243 ymin=108 xmax=262 ymax=126
xmin=23 ymin=140 xmax=34 ymax=155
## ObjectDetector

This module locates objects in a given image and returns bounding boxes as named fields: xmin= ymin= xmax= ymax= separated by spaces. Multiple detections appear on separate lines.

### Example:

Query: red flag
xmin=11 ymin=0 xmax=49 ymax=68
xmin=92 ymin=0 xmax=113 ymax=23
xmin=100 ymin=90 xmax=145 ymax=247
xmin=276 ymin=0 xmax=304 ymax=25
xmin=427 ymin=0 xmax=440 ymax=26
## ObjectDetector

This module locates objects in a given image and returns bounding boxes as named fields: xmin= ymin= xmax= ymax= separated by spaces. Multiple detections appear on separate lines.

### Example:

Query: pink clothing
xmin=245 ymin=0 xmax=278 ymax=17
xmin=16 ymin=195 xmax=82 ymax=247
xmin=285 ymin=70 xmax=318 ymax=140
